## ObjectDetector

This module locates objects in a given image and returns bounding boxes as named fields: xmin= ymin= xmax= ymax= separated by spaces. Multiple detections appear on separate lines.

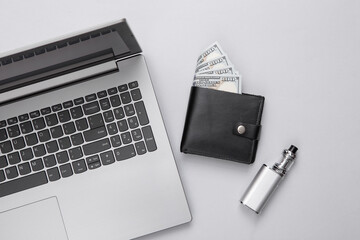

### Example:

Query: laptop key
xmin=72 ymin=159 xmax=87 ymax=174
xmin=99 ymin=98 xmax=111 ymax=110
xmin=103 ymin=110 xmax=114 ymax=123
xmin=130 ymin=88 xmax=142 ymax=101
xmin=120 ymin=132 xmax=132 ymax=144
xmin=83 ymin=101 xmax=100 ymax=115
xmin=83 ymin=126 xmax=107 ymax=142
xmin=0 ymin=156 xmax=8 ymax=168
xmin=63 ymin=101 xmax=73 ymax=109
xmin=97 ymin=90 xmax=107 ymax=98
xmin=114 ymin=107 xmax=125 ymax=119
xmin=88 ymin=113 xmax=104 ymax=129
xmin=63 ymin=122 xmax=76 ymax=135
xmin=120 ymin=92 xmax=131 ymax=104
xmin=44 ymin=155 xmax=57 ymax=168
xmin=58 ymin=110 xmax=71 ymax=123
xmin=59 ymin=163 xmax=73 ymax=178
xmin=33 ymin=117 xmax=46 ymax=130
xmin=20 ymin=148 xmax=34 ymax=161
xmin=33 ymin=144 xmax=46 ymax=157
xmin=86 ymin=155 xmax=100 ymax=164
xmin=69 ymin=147 xmax=83 ymax=160
xmin=46 ymin=140 xmax=59 ymax=154
xmin=70 ymin=106 xmax=84 ymax=119
xmin=100 ymin=151 xmax=115 ymax=165
xmin=107 ymin=123 xmax=118 ymax=135
xmin=31 ymin=158 xmax=44 ymax=171
xmin=51 ymin=104 xmax=62 ymax=112
xmin=59 ymin=137 xmax=71 ymax=149
xmin=74 ymin=97 xmax=84 ymax=105
xmin=38 ymin=129 xmax=51 ymax=142
xmin=8 ymin=152 xmax=21 ymax=165
xmin=20 ymin=121 xmax=33 ymax=134
xmin=134 ymin=101 xmax=149 ymax=126
xmin=75 ymin=118 xmax=88 ymax=131
xmin=128 ymin=116 xmax=139 ymax=129
xmin=128 ymin=81 xmax=138 ymax=89
xmin=0 ymin=141 xmax=13 ymax=154
xmin=110 ymin=95 xmax=121 ymax=107
xmin=110 ymin=135 xmax=121 ymax=147
xmin=56 ymin=151 xmax=69 ymax=164
xmin=30 ymin=110 xmax=40 ymax=118
xmin=41 ymin=107 xmax=51 ymax=115
xmin=0 ymin=128 xmax=8 ymax=141
xmin=114 ymin=144 xmax=136 ymax=161
xmin=142 ymin=126 xmax=157 ymax=152
xmin=0 ymin=171 xmax=48 ymax=198
xmin=85 ymin=93 xmax=97 ymax=102
xmin=83 ymin=138 xmax=111 ymax=156
xmin=117 ymin=119 xmax=128 ymax=132
xmin=18 ymin=162 xmax=31 ymax=175
xmin=7 ymin=125 xmax=20 ymax=138
xmin=18 ymin=114 xmax=29 ymax=122
xmin=50 ymin=126 xmax=63 ymax=138
xmin=7 ymin=117 xmax=18 ymax=125
xmin=107 ymin=87 xmax=118 ymax=95
xmin=5 ymin=166 xmax=18 ymax=179
xmin=71 ymin=133 xmax=84 ymax=146
xmin=45 ymin=114 xmax=58 ymax=126
xmin=25 ymin=133 xmax=38 ymax=146
xmin=88 ymin=161 xmax=101 ymax=170
xmin=131 ymin=129 xmax=143 ymax=141
xmin=0 ymin=170 xmax=5 ymax=182
xmin=47 ymin=167 xmax=60 ymax=182
xmin=118 ymin=84 xmax=128 ymax=92
xmin=124 ymin=104 xmax=135 ymax=116
xmin=135 ymin=141 xmax=147 ymax=155
xmin=0 ymin=120 xmax=7 ymax=128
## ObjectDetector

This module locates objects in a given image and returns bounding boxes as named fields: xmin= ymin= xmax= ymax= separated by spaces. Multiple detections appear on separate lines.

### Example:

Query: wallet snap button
xmin=237 ymin=125 xmax=246 ymax=134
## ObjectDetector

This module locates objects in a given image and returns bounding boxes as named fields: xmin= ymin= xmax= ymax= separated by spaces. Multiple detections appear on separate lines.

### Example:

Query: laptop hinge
xmin=0 ymin=60 xmax=118 ymax=104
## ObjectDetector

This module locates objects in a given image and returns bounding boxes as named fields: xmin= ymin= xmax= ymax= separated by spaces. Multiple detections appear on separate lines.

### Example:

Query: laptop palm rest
xmin=0 ymin=197 xmax=68 ymax=240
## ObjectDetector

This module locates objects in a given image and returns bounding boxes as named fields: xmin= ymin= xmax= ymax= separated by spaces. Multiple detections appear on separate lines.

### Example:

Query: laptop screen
xmin=0 ymin=20 xmax=141 ymax=93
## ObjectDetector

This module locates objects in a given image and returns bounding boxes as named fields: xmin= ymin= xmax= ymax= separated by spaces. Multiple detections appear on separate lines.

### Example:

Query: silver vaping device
xmin=240 ymin=145 xmax=298 ymax=214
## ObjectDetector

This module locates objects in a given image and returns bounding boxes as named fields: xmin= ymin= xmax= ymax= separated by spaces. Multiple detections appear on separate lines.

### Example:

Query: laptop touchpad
xmin=0 ymin=197 xmax=68 ymax=240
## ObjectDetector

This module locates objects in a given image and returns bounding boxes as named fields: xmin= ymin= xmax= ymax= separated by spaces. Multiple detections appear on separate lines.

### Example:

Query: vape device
xmin=240 ymin=145 xmax=298 ymax=214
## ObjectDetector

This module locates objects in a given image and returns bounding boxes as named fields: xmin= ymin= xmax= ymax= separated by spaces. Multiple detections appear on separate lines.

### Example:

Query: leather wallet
xmin=181 ymin=87 xmax=265 ymax=164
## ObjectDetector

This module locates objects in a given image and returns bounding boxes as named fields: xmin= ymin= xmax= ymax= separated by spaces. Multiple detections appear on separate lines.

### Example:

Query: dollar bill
xmin=195 ymin=55 xmax=232 ymax=73
xmin=196 ymin=66 xmax=238 ymax=76
xmin=197 ymin=42 xmax=226 ymax=65
xmin=193 ymin=75 xmax=242 ymax=93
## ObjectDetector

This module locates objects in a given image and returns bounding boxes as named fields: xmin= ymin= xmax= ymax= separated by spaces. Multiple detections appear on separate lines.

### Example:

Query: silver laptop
xmin=0 ymin=19 xmax=191 ymax=240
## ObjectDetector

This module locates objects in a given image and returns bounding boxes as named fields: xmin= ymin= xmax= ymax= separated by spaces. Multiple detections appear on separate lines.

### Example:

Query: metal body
xmin=0 ymin=21 xmax=191 ymax=239
xmin=240 ymin=145 xmax=297 ymax=214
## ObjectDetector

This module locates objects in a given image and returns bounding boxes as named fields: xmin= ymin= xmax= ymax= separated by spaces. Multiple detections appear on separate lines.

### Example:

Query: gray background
xmin=1 ymin=0 xmax=359 ymax=239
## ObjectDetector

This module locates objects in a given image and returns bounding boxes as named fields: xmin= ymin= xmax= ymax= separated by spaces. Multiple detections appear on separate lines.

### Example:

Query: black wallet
xmin=181 ymin=87 xmax=265 ymax=164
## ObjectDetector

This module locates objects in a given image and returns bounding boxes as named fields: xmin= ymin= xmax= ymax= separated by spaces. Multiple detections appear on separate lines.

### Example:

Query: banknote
xmin=197 ymin=42 xmax=226 ymax=65
xmin=195 ymin=55 xmax=232 ymax=73
xmin=193 ymin=75 xmax=241 ymax=93
xmin=196 ymin=66 xmax=238 ymax=76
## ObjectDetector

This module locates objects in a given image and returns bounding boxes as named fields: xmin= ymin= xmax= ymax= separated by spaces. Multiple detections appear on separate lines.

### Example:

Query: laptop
xmin=0 ymin=19 xmax=191 ymax=240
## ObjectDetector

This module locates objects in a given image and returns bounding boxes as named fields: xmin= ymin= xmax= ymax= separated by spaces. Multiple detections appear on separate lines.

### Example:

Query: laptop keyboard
xmin=0 ymin=81 xmax=157 ymax=198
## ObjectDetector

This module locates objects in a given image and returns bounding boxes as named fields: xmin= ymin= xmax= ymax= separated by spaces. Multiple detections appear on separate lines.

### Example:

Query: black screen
xmin=0 ymin=20 xmax=141 ymax=93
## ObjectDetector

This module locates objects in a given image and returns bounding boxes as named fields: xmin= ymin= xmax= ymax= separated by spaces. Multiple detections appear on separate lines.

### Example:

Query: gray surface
xmin=1 ymin=0 xmax=360 ymax=239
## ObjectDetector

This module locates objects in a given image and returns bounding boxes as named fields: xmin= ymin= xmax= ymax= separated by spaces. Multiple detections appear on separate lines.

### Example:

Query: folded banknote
xmin=194 ymin=42 xmax=242 ymax=94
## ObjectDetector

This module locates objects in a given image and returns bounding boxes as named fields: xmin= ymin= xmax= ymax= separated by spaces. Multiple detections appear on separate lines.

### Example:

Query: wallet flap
xmin=233 ymin=122 xmax=261 ymax=140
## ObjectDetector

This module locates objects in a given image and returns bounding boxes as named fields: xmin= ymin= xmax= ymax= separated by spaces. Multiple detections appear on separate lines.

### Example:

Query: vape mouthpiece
xmin=240 ymin=145 xmax=298 ymax=214
xmin=289 ymin=145 xmax=298 ymax=154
